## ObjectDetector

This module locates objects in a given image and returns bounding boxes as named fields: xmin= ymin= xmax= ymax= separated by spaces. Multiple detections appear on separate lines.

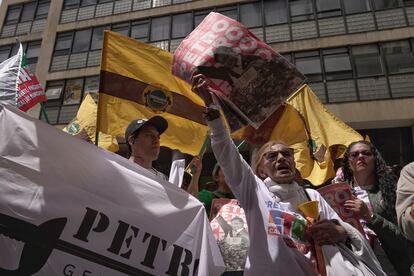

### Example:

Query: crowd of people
xmin=122 ymin=73 xmax=414 ymax=275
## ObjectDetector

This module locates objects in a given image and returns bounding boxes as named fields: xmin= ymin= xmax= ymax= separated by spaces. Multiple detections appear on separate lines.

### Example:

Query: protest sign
xmin=0 ymin=104 xmax=224 ymax=275
xmin=0 ymin=43 xmax=46 ymax=111
xmin=317 ymin=182 xmax=364 ymax=233
xmin=172 ymin=12 xmax=305 ymax=132
xmin=209 ymin=199 xmax=248 ymax=272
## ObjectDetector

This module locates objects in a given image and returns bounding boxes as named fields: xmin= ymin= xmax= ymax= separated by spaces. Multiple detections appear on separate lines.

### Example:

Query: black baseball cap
xmin=125 ymin=116 xmax=168 ymax=149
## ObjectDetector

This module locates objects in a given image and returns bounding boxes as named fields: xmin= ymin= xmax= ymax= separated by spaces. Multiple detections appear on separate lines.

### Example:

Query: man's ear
xmin=127 ymin=135 xmax=135 ymax=146
xmin=257 ymin=167 xmax=267 ymax=180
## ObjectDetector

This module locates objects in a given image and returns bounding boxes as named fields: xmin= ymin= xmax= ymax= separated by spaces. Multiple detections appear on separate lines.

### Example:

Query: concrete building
xmin=1 ymin=0 xmax=413 ymax=178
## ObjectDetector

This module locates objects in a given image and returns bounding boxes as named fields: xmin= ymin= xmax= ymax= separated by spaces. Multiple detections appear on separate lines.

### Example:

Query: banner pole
xmin=40 ymin=103 xmax=50 ymax=124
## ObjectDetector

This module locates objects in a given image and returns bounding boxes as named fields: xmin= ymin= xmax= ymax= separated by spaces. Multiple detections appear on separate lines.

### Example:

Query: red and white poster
xmin=172 ymin=12 xmax=305 ymax=132
xmin=210 ymin=199 xmax=248 ymax=272
xmin=317 ymin=183 xmax=364 ymax=233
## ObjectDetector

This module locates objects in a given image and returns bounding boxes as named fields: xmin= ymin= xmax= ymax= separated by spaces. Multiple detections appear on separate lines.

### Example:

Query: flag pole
xmin=95 ymin=131 xmax=99 ymax=146
xmin=40 ymin=103 xmax=50 ymax=124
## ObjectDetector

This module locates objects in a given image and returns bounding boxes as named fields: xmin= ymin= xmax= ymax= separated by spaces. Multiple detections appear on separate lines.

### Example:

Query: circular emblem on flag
xmin=67 ymin=121 xmax=81 ymax=135
xmin=143 ymin=84 xmax=172 ymax=112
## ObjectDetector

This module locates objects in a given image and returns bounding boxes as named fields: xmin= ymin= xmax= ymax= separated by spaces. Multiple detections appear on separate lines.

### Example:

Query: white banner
xmin=0 ymin=104 xmax=224 ymax=276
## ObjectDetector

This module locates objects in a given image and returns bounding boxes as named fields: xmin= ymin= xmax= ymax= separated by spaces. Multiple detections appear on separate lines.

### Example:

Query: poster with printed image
xmin=210 ymin=199 xmax=248 ymax=272
xmin=172 ymin=12 xmax=305 ymax=132
xmin=317 ymin=182 xmax=364 ymax=234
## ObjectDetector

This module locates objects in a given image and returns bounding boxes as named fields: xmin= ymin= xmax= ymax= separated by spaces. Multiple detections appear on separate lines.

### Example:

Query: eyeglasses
xmin=349 ymin=150 xmax=373 ymax=160
xmin=263 ymin=149 xmax=294 ymax=161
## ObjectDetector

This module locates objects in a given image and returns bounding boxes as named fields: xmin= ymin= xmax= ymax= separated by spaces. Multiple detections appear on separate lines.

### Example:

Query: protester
xmin=192 ymin=73 xmax=385 ymax=276
xmin=125 ymin=116 xmax=168 ymax=180
xmin=343 ymin=141 xmax=414 ymax=276
xmin=396 ymin=162 xmax=414 ymax=241
xmin=187 ymin=160 xmax=235 ymax=218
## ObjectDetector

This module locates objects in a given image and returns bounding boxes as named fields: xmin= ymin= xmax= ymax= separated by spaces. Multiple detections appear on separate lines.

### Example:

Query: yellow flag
xmin=64 ymin=93 xmax=119 ymax=152
xmin=269 ymin=84 xmax=363 ymax=185
xmin=97 ymin=31 xmax=207 ymax=156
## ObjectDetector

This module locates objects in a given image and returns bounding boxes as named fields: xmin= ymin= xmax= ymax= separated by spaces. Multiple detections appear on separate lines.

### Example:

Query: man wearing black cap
xmin=125 ymin=116 xmax=168 ymax=180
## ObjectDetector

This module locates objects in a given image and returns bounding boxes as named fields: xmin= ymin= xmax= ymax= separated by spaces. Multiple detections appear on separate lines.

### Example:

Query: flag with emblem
xmin=63 ymin=93 xmax=119 ymax=152
xmin=243 ymin=84 xmax=362 ymax=185
xmin=0 ymin=42 xmax=46 ymax=111
xmin=97 ymin=31 xmax=207 ymax=156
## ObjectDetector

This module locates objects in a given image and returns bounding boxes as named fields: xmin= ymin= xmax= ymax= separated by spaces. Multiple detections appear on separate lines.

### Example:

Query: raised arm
xmin=191 ymin=73 xmax=259 ymax=209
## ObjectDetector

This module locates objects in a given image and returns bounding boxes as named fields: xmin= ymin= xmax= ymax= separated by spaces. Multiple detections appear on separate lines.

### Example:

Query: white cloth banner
xmin=0 ymin=105 xmax=225 ymax=276
xmin=169 ymin=159 xmax=185 ymax=187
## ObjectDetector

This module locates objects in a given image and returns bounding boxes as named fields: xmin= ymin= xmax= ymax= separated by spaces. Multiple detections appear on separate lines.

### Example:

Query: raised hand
xmin=191 ymin=72 xmax=213 ymax=106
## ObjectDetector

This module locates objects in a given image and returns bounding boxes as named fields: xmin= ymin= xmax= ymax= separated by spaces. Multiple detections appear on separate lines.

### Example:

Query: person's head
xmin=253 ymin=140 xmax=296 ymax=183
xmin=212 ymin=164 xmax=225 ymax=185
xmin=231 ymin=217 xmax=244 ymax=231
xmin=343 ymin=141 xmax=378 ymax=181
xmin=125 ymin=116 xmax=168 ymax=162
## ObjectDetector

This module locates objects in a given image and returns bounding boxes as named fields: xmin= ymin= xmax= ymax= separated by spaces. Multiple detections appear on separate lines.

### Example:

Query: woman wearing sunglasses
xmin=343 ymin=141 xmax=414 ymax=276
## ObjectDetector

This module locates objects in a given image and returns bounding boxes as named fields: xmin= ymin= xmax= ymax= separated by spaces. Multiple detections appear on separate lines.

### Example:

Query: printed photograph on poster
xmin=210 ymin=199 xmax=249 ymax=272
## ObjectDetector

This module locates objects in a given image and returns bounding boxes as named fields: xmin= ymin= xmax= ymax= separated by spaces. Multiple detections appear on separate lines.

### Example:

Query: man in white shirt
xmin=191 ymin=72 xmax=385 ymax=276
xmin=125 ymin=116 xmax=168 ymax=180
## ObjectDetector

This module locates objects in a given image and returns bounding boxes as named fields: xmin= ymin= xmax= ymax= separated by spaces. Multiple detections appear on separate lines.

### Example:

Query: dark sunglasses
xmin=264 ymin=149 xmax=294 ymax=161
xmin=349 ymin=150 xmax=373 ymax=160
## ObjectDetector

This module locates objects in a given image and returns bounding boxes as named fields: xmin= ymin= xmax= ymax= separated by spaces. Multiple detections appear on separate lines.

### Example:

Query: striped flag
xmin=0 ymin=42 xmax=46 ymax=111
xmin=97 ymin=31 xmax=208 ymax=156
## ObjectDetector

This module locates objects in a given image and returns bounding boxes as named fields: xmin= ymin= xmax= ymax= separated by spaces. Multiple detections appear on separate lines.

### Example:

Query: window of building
xmin=63 ymin=78 xmax=84 ymax=105
xmin=150 ymin=16 xmax=170 ymax=41
xmin=294 ymin=51 xmax=322 ymax=81
xmin=0 ymin=46 xmax=12 ymax=63
xmin=323 ymin=48 xmax=353 ymax=80
xmin=91 ymin=25 xmax=109 ymax=50
xmin=4 ymin=1 xmax=50 ymax=25
xmin=131 ymin=20 xmax=149 ymax=41
xmin=289 ymin=0 xmax=314 ymax=22
xmin=20 ymin=2 xmax=37 ymax=22
xmin=316 ymin=0 xmax=341 ymax=17
xmin=264 ymin=0 xmax=288 ymax=25
xmin=382 ymin=40 xmax=414 ymax=74
xmin=372 ymin=0 xmax=401 ymax=9
xmin=217 ymin=6 xmax=238 ymax=21
xmin=194 ymin=10 xmax=212 ymax=27
xmin=5 ymin=6 xmax=21 ymax=25
xmin=45 ymin=81 xmax=64 ymax=101
xmin=112 ymin=23 xmax=130 ymax=36
xmin=54 ymin=32 xmax=73 ymax=56
xmin=36 ymin=1 xmax=51 ymax=19
xmin=41 ymin=77 xmax=99 ymax=125
xmin=240 ymin=3 xmax=262 ymax=28
xmin=343 ymin=0 xmax=371 ymax=13
xmin=81 ymin=0 xmax=98 ymax=6
xmin=72 ymin=29 xmax=92 ymax=53
xmin=0 ymin=41 xmax=41 ymax=70
xmin=352 ymin=45 xmax=384 ymax=77
xmin=63 ymin=0 xmax=80 ymax=9
xmin=172 ymin=13 xmax=192 ymax=38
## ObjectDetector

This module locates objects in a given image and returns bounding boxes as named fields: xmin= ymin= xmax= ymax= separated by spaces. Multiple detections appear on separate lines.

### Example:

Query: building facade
xmin=1 ymin=0 xmax=414 ymax=177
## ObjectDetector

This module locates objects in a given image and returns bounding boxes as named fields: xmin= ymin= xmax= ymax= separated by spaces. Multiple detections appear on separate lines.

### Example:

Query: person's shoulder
xmin=304 ymin=188 xmax=321 ymax=198
xmin=401 ymin=162 xmax=414 ymax=176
